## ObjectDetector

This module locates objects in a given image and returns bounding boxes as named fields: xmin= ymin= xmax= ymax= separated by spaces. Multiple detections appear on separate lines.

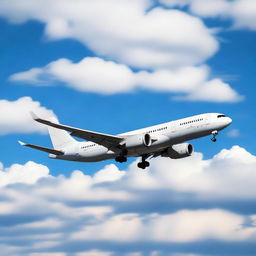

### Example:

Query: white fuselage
xmin=52 ymin=113 xmax=232 ymax=162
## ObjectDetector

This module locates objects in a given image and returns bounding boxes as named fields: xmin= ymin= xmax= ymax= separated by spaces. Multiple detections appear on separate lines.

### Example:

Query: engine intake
xmin=125 ymin=133 xmax=152 ymax=148
xmin=143 ymin=133 xmax=152 ymax=147
xmin=162 ymin=143 xmax=193 ymax=159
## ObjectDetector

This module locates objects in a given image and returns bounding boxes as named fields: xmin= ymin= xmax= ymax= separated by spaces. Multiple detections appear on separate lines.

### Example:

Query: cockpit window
xmin=217 ymin=114 xmax=226 ymax=118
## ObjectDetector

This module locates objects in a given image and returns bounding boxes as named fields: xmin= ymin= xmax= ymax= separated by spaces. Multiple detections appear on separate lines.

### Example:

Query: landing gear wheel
xmin=145 ymin=161 xmax=150 ymax=167
xmin=137 ymin=162 xmax=146 ymax=169
xmin=137 ymin=161 xmax=150 ymax=169
xmin=211 ymin=130 xmax=218 ymax=142
xmin=137 ymin=154 xmax=151 ymax=169
xmin=211 ymin=137 xmax=217 ymax=142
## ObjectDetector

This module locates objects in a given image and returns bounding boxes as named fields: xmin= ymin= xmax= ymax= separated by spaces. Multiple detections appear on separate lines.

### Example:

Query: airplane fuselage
xmin=53 ymin=113 xmax=232 ymax=162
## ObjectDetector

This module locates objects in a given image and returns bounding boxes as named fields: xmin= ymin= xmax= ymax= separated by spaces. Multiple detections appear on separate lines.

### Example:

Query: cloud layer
xmin=0 ymin=0 xmax=218 ymax=69
xmin=0 ymin=97 xmax=55 ymax=135
xmin=10 ymin=57 xmax=243 ymax=102
xmin=2 ymin=0 xmax=245 ymax=103
xmin=161 ymin=0 xmax=256 ymax=30
xmin=0 ymin=145 xmax=256 ymax=255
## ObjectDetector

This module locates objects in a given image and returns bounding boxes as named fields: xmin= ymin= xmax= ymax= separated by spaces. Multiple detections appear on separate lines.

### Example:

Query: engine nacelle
xmin=162 ymin=143 xmax=194 ymax=159
xmin=125 ymin=133 xmax=152 ymax=148
xmin=143 ymin=133 xmax=152 ymax=147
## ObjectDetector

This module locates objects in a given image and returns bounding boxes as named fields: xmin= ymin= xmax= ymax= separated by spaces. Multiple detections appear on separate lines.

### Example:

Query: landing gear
xmin=115 ymin=156 xmax=127 ymax=163
xmin=137 ymin=154 xmax=150 ymax=169
xmin=137 ymin=161 xmax=150 ymax=169
xmin=115 ymin=148 xmax=128 ymax=163
xmin=211 ymin=130 xmax=218 ymax=142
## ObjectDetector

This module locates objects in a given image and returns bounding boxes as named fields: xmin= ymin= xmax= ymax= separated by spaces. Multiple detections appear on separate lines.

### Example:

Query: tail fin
xmin=47 ymin=116 xmax=77 ymax=149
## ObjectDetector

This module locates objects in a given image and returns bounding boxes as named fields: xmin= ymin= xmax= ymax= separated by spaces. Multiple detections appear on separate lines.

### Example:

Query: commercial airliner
xmin=19 ymin=113 xmax=232 ymax=169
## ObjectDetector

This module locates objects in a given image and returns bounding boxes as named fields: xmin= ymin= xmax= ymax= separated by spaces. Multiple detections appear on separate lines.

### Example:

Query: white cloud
xmin=93 ymin=164 xmax=126 ymax=183
xmin=103 ymin=145 xmax=256 ymax=201
xmin=75 ymin=251 xmax=113 ymax=256
xmin=187 ymin=0 xmax=231 ymax=17
xmin=162 ymin=0 xmax=256 ymax=30
xmin=124 ymin=253 xmax=143 ymax=256
xmin=231 ymin=0 xmax=256 ymax=30
xmin=3 ymin=0 xmax=245 ymax=103
xmin=71 ymin=209 xmax=255 ymax=242
xmin=9 ymin=58 xmax=137 ymax=94
xmin=10 ymin=57 xmax=243 ymax=102
xmin=0 ymin=161 xmax=50 ymax=186
xmin=128 ymin=145 xmax=256 ymax=199
xmin=173 ymin=79 xmax=244 ymax=102
xmin=8 ymin=68 xmax=53 ymax=86
xmin=3 ymin=144 xmax=256 ymax=200
xmin=0 ymin=97 xmax=55 ymax=135
xmin=0 ymin=0 xmax=218 ymax=69
xmin=0 ymin=146 xmax=256 ymax=255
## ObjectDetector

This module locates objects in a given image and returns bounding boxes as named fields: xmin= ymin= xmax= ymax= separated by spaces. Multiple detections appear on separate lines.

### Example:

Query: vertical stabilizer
xmin=47 ymin=116 xmax=77 ymax=149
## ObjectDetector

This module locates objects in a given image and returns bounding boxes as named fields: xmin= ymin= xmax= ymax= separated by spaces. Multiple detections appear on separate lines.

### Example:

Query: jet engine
xmin=125 ymin=133 xmax=152 ymax=148
xmin=143 ymin=133 xmax=152 ymax=147
xmin=162 ymin=143 xmax=193 ymax=159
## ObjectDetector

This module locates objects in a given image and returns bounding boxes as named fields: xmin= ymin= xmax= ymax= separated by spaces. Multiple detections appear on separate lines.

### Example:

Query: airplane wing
xmin=31 ymin=112 xmax=124 ymax=149
xmin=18 ymin=141 xmax=64 ymax=155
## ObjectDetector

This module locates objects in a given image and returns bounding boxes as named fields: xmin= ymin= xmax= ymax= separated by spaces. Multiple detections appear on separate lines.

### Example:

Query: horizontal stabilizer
xmin=18 ymin=141 xmax=64 ymax=155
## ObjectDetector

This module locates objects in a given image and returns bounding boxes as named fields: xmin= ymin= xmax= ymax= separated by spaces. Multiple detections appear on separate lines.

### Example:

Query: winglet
xmin=18 ymin=140 xmax=26 ymax=146
xmin=30 ymin=111 xmax=39 ymax=121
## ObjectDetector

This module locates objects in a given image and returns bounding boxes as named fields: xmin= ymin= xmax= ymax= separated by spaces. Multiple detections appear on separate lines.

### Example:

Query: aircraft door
xmin=196 ymin=116 xmax=208 ymax=130
xmin=204 ymin=115 xmax=210 ymax=126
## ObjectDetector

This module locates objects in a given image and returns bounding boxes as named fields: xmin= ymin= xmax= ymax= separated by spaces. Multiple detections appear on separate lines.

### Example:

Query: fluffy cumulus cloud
xmin=0 ymin=0 xmax=218 ymax=69
xmin=0 ymin=97 xmax=55 ymax=135
xmin=9 ymin=57 xmax=243 ymax=102
xmin=2 ymin=0 xmax=246 ymax=102
xmin=0 ymin=146 xmax=256 ymax=255
xmin=161 ymin=0 xmax=256 ymax=30
xmin=173 ymin=78 xmax=244 ymax=102
xmin=71 ymin=209 xmax=255 ymax=243
xmin=120 ymin=145 xmax=256 ymax=200
xmin=0 ymin=161 xmax=50 ymax=186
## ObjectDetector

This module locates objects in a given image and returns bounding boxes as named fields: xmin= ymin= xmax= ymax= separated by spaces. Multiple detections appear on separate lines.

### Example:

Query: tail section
xmin=47 ymin=116 xmax=77 ymax=149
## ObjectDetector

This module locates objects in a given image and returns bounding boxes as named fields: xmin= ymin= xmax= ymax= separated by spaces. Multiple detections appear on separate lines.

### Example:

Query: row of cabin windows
xmin=148 ymin=126 xmax=168 ymax=133
xmin=81 ymin=144 xmax=96 ymax=149
xmin=180 ymin=118 xmax=203 ymax=126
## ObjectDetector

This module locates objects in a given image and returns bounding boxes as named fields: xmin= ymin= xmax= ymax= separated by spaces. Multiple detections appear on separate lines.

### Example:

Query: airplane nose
xmin=226 ymin=117 xmax=232 ymax=126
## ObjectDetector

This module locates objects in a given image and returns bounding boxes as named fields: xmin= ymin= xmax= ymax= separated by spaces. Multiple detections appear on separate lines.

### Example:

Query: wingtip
xmin=18 ymin=140 xmax=26 ymax=146
xmin=30 ymin=111 xmax=39 ymax=120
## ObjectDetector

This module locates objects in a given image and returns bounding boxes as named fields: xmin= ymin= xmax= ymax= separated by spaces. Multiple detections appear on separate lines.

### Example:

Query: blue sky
xmin=0 ymin=0 xmax=256 ymax=255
